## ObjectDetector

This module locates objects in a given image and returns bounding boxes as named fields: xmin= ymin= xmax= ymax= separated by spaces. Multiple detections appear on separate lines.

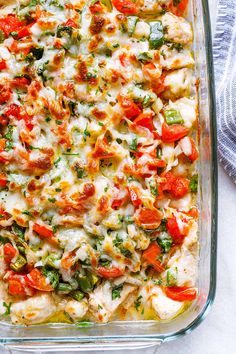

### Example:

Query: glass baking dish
xmin=0 ymin=0 xmax=217 ymax=352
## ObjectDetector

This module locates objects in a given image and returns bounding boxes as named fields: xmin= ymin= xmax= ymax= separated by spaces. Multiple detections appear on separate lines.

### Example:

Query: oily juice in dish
xmin=0 ymin=0 xmax=198 ymax=325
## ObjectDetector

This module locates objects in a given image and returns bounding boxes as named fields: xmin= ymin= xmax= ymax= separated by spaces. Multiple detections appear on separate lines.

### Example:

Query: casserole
xmin=0 ymin=0 xmax=217 ymax=351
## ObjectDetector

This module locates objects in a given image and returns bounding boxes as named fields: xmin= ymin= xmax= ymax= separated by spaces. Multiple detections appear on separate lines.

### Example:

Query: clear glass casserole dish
xmin=0 ymin=0 xmax=217 ymax=352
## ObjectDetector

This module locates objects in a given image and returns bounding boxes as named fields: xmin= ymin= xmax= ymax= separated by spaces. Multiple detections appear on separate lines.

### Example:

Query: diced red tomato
xmin=119 ymin=53 xmax=129 ymax=67
xmin=128 ymin=185 xmax=142 ymax=207
xmin=153 ymin=73 xmax=167 ymax=95
xmin=165 ymin=286 xmax=197 ymax=302
xmin=3 ymin=243 xmax=17 ymax=263
xmin=0 ymin=84 xmax=12 ymax=105
xmin=0 ymin=14 xmax=24 ymax=37
xmin=11 ymin=77 xmax=31 ymax=89
xmin=111 ymin=190 xmax=128 ymax=209
xmin=0 ymin=172 xmax=7 ymax=188
xmin=118 ymin=95 xmax=142 ymax=119
xmin=166 ymin=216 xmax=187 ymax=244
xmin=0 ymin=60 xmax=7 ymax=71
xmin=147 ymin=158 xmax=166 ymax=169
xmin=89 ymin=1 xmax=104 ymax=13
xmin=97 ymin=266 xmax=124 ymax=278
xmin=162 ymin=122 xmax=189 ymax=143
xmin=171 ymin=176 xmax=189 ymax=198
xmin=188 ymin=137 xmax=199 ymax=162
xmin=4 ymin=103 xmax=33 ymax=130
xmin=97 ymin=195 xmax=109 ymax=213
xmin=33 ymin=223 xmax=56 ymax=245
xmin=0 ymin=208 xmax=8 ymax=219
xmin=92 ymin=136 xmax=116 ymax=159
xmin=4 ymin=103 xmax=20 ymax=118
xmin=17 ymin=25 xmax=32 ymax=39
xmin=26 ymin=268 xmax=54 ymax=292
xmin=169 ymin=0 xmax=189 ymax=17
xmin=135 ymin=207 xmax=163 ymax=230
xmin=134 ymin=113 xmax=155 ymax=132
xmin=112 ymin=0 xmax=137 ymax=14
xmin=143 ymin=242 xmax=165 ymax=272
xmin=78 ymin=183 xmax=95 ymax=201
xmin=161 ymin=171 xmax=190 ymax=199
xmin=8 ymin=275 xmax=27 ymax=296
xmin=64 ymin=18 xmax=78 ymax=28
xmin=187 ymin=206 xmax=199 ymax=219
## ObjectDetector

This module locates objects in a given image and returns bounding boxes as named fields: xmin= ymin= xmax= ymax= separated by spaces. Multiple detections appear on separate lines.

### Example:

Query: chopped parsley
xmin=112 ymin=284 xmax=123 ymax=300
xmin=129 ymin=137 xmax=138 ymax=151
xmin=3 ymin=302 xmax=12 ymax=316
xmin=134 ymin=295 xmax=142 ymax=311
xmin=190 ymin=174 xmax=198 ymax=193
xmin=83 ymin=124 xmax=91 ymax=141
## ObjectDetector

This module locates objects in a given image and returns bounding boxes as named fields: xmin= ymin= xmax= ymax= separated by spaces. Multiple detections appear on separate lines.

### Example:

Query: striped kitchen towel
xmin=213 ymin=0 xmax=236 ymax=182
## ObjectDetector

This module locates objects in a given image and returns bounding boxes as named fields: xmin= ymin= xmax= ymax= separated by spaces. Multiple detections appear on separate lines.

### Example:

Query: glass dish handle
xmin=3 ymin=341 xmax=161 ymax=353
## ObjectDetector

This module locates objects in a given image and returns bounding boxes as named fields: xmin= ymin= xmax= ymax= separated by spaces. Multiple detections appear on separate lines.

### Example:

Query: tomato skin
xmin=128 ymin=185 xmax=142 ymax=207
xmin=8 ymin=277 xmax=27 ymax=296
xmin=33 ymin=223 xmax=54 ymax=239
xmin=97 ymin=266 xmax=124 ymax=278
xmin=0 ymin=85 xmax=12 ymax=104
xmin=65 ymin=18 xmax=78 ymax=28
xmin=143 ymin=242 xmax=165 ymax=272
xmin=170 ymin=176 xmax=189 ymax=198
xmin=11 ymin=77 xmax=31 ymax=89
xmin=166 ymin=216 xmax=187 ymax=244
xmin=135 ymin=207 xmax=163 ymax=230
xmin=26 ymin=268 xmax=54 ymax=292
xmin=165 ymin=286 xmax=197 ymax=302
xmin=3 ymin=243 xmax=17 ymax=263
xmin=152 ymin=73 xmax=167 ymax=95
xmin=112 ymin=0 xmax=137 ymax=14
xmin=92 ymin=137 xmax=116 ymax=159
xmin=169 ymin=0 xmax=189 ymax=16
xmin=188 ymin=137 xmax=199 ymax=162
xmin=0 ymin=60 xmax=7 ymax=71
xmin=17 ymin=25 xmax=32 ymax=39
xmin=4 ymin=103 xmax=20 ymax=118
xmin=0 ymin=172 xmax=7 ymax=187
xmin=0 ymin=14 xmax=24 ymax=37
xmin=162 ymin=122 xmax=189 ymax=143
xmin=90 ymin=2 xmax=104 ymax=13
xmin=118 ymin=95 xmax=142 ymax=119
xmin=5 ymin=103 xmax=33 ymax=130
xmin=78 ymin=183 xmax=95 ymax=202
xmin=133 ymin=113 xmax=155 ymax=132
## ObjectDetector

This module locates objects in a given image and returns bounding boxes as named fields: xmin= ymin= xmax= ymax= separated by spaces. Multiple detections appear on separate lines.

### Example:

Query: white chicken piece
xmin=162 ymin=68 xmax=194 ymax=100
xmin=133 ymin=21 xmax=150 ymax=39
xmin=65 ymin=299 xmax=88 ymax=321
xmin=162 ymin=245 xmax=197 ymax=287
xmin=10 ymin=294 xmax=56 ymax=325
xmin=138 ymin=0 xmax=172 ymax=14
xmin=151 ymin=287 xmax=184 ymax=320
xmin=89 ymin=281 xmax=136 ymax=322
xmin=160 ymin=45 xmax=194 ymax=70
xmin=166 ymin=97 xmax=197 ymax=128
xmin=162 ymin=12 xmax=193 ymax=44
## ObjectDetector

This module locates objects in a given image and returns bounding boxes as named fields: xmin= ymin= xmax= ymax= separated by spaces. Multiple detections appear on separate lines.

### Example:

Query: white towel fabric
xmin=213 ymin=0 xmax=236 ymax=182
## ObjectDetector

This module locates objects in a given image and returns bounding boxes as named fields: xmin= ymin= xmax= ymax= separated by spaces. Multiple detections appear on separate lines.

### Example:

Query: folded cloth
xmin=213 ymin=0 xmax=236 ymax=182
